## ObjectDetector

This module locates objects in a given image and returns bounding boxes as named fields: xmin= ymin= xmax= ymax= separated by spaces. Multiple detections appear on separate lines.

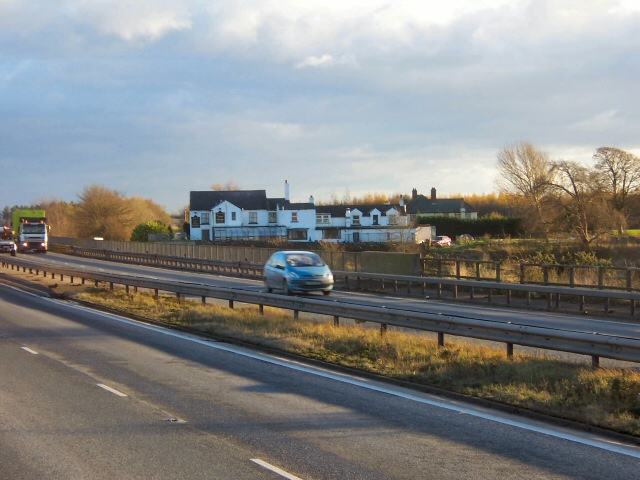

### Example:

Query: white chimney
xmin=345 ymin=208 xmax=351 ymax=228
xmin=285 ymin=180 xmax=290 ymax=202
xmin=309 ymin=195 xmax=315 ymax=205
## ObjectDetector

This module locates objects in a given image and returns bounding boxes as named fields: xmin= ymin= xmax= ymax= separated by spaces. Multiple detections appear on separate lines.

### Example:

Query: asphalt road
xmin=1 ymin=279 xmax=640 ymax=479
xmin=12 ymin=253 xmax=640 ymax=341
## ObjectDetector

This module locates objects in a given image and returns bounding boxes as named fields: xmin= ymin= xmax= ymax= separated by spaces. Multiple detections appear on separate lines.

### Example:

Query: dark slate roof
xmin=190 ymin=190 xmax=269 ymax=211
xmin=406 ymin=195 xmax=477 ymax=215
xmin=315 ymin=204 xmax=402 ymax=217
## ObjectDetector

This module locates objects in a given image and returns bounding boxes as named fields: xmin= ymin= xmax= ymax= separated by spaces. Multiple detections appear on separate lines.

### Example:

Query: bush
xmin=130 ymin=221 xmax=172 ymax=242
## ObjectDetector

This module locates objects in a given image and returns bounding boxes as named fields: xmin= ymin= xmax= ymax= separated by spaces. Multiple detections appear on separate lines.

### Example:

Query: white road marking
xmin=97 ymin=383 xmax=127 ymax=397
xmin=41 ymin=296 xmax=640 ymax=460
xmin=251 ymin=459 xmax=303 ymax=480
xmin=21 ymin=347 xmax=39 ymax=355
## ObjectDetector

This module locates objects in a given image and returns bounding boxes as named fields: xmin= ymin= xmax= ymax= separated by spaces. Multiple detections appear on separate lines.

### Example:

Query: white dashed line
xmin=251 ymin=459 xmax=303 ymax=480
xmin=21 ymin=347 xmax=39 ymax=355
xmin=97 ymin=383 xmax=127 ymax=397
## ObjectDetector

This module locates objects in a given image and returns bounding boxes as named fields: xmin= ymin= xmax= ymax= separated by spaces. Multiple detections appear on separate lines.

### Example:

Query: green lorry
xmin=12 ymin=209 xmax=49 ymax=253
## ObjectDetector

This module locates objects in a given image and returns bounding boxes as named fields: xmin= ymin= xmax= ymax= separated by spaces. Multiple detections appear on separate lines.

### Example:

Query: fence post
xmin=598 ymin=266 xmax=604 ymax=289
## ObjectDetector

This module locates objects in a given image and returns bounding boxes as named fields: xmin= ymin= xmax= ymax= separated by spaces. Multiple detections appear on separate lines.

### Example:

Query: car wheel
xmin=283 ymin=279 xmax=291 ymax=296
xmin=322 ymin=290 xmax=331 ymax=296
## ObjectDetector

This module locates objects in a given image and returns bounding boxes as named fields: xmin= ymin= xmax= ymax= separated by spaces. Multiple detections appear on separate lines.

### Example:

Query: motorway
xmin=1 ymin=253 xmax=640 ymax=478
xmin=9 ymin=252 xmax=640 ymax=345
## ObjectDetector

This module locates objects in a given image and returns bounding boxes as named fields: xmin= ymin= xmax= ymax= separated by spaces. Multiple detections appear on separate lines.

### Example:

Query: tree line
xmin=1 ymin=185 xmax=173 ymax=241
xmin=496 ymin=142 xmax=640 ymax=246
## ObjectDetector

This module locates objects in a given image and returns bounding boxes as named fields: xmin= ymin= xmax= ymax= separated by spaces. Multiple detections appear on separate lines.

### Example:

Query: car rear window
xmin=286 ymin=253 xmax=325 ymax=267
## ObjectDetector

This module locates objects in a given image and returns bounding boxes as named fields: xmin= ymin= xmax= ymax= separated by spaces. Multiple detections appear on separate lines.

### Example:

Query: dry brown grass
xmin=74 ymin=287 xmax=640 ymax=437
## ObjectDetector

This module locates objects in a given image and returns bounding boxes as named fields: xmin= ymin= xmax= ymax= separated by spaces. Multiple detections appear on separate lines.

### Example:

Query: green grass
xmin=74 ymin=287 xmax=640 ymax=437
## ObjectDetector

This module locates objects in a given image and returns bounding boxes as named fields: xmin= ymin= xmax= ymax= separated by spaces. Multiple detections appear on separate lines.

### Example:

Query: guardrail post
xmin=453 ymin=284 xmax=457 ymax=299
xmin=95 ymin=280 xmax=99 ymax=287
xmin=333 ymin=315 xmax=339 ymax=326
xmin=110 ymin=282 xmax=114 ymax=291
xmin=154 ymin=289 xmax=158 ymax=299
xmin=506 ymin=290 xmax=511 ymax=305
xmin=456 ymin=261 xmax=461 ymax=280
xmin=592 ymin=355 xmax=600 ymax=368
xmin=555 ymin=293 xmax=560 ymax=310
xmin=229 ymin=300 xmax=234 ymax=309
xmin=469 ymin=286 xmax=474 ymax=300
xmin=294 ymin=310 xmax=299 ymax=319
xmin=506 ymin=343 xmax=514 ymax=359
xmin=579 ymin=295 xmax=584 ymax=311
xmin=437 ymin=283 xmax=442 ymax=299
xmin=543 ymin=266 xmax=549 ymax=286
xmin=176 ymin=293 xmax=181 ymax=304
xmin=437 ymin=332 xmax=444 ymax=347
xmin=380 ymin=323 xmax=387 ymax=336
xmin=496 ymin=262 xmax=501 ymax=283
xmin=125 ymin=285 xmax=129 ymax=294
xmin=598 ymin=266 xmax=604 ymax=289
xmin=570 ymin=267 xmax=575 ymax=288
xmin=487 ymin=288 xmax=492 ymax=303
xmin=604 ymin=298 xmax=610 ymax=313
xmin=631 ymin=299 xmax=636 ymax=317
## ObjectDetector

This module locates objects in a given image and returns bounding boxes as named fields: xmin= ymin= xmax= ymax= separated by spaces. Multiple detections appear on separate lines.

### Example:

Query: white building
xmin=189 ymin=181 xmax=420 ymax=243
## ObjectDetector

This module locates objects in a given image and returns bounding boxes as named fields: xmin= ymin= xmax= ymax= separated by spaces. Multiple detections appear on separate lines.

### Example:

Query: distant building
xmin=405 ymin=187 xmax=477 ymax=220
xmin=189 ymin=180 xmax=422 ymax=243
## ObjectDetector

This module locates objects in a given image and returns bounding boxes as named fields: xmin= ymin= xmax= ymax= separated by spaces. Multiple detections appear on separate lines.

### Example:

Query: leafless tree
xmin=211 ymin=180 xmax=241 ymax=191
xmin=551 ymin=161 xmax=615 ymax=248
xmin=496 ymin=141 xmax=557 ymax=240
xmin=593 ymin=147 xmax=640 ymax=233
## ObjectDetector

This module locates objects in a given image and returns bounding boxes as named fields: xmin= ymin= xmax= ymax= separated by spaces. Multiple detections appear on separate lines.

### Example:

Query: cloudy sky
xmin=1 ymin=0 xmax=639 ymax=213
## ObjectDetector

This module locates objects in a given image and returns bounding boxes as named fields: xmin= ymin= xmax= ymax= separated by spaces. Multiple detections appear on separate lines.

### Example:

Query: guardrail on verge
xmin=70 ymin=247 xmax=640 ymax=317
xmin=2 ymin=256 xmax=640 ymax=367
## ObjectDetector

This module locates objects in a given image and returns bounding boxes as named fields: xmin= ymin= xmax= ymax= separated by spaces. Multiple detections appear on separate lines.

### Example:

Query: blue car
xmin=264 ymin=251 xmax=334 ymax=295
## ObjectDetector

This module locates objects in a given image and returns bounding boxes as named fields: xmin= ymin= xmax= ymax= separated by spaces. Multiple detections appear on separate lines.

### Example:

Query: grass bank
xmin=74 ymin=287 xmax=640 ymax=438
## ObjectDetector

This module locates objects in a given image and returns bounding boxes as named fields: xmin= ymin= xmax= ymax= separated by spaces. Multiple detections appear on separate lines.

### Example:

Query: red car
xmin=434 ymin=235 xmax=452 ymax=246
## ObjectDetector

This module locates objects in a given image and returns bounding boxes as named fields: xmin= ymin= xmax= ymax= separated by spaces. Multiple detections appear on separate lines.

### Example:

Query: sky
xmin=1 ymin=0 xmax=639 ymax=214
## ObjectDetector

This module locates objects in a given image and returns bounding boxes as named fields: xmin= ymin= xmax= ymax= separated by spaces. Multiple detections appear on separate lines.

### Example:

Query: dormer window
xmin=216 ymin=211 xmax=225 ymax=224
xmin=352 ymin=215 xmax=360 ymax=225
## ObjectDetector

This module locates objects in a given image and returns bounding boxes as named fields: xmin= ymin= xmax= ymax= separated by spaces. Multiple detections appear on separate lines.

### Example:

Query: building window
xmin=323 ymin=228 xmax=340 ymax=240
xmin=269 ymin=211 xmax=277 ymax=223
xmin=372 ymin=215 xmax=379 ymax=225
xmin=216 ymin=211 xmax=225 ymax=224
xmin=316 ymin=213 xmax=330 ymax=225
xmin=288 ymin=229 xmax=307 ymax=240
xmin=249 ymin=211 xmax=257 ymax=224
xmin=201 ymin=212 xmax=210 ymax=225
xmin=291 ymin=212 xmax=298 ymax=222
xmin=191 ymin=215 xmax=201 ymax=228
xmin=352 ymin=215 xmax=360 ymax=225
xmin=231 ymin=212 xmax=237 ymax=221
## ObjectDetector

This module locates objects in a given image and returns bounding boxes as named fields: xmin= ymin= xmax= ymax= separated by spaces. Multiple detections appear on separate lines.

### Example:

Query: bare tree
xmin=211 ymin=180 xmax=241 ymax=191
xmin=74 ymin=185 xmax=133 ymax=240
xmin=551 ymin=161 xmax=614 ymax=248
xmin=496 ymin=141 xmax=556 ymax=239
xmin=593 ymin=147 xmax=640 ymax=233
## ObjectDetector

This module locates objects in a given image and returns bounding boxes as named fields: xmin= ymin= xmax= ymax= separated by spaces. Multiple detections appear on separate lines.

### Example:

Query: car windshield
xmin=285 ymin=253 xmax=325 ymax=267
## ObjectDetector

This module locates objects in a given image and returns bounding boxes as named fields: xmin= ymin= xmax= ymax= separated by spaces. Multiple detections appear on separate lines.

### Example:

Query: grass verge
xmin=74 ymin=287 xmax=640 ymax=438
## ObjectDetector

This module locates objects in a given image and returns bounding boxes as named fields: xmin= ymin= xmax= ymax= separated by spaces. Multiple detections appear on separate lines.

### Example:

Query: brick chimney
xmin=412 ymin=188 xmax=417 ymax=199
xmin=431 ymin=187 xmax=436 ymax=201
